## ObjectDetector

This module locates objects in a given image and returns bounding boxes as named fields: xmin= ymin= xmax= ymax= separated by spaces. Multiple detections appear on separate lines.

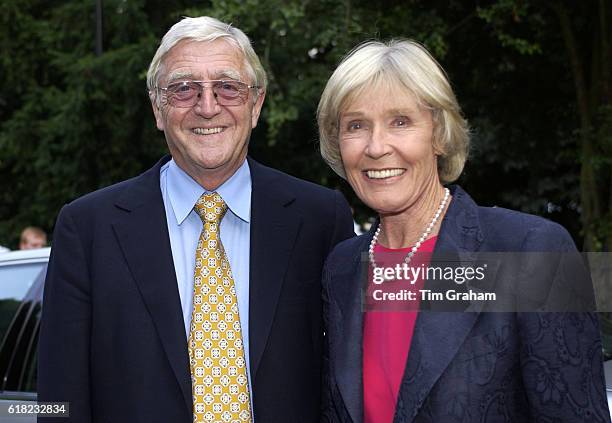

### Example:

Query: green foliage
xmin=0 ymin=0 xmax=608 ymax=252
xmin=476 ymin=1 xmax=542 ymax=55
xmin=0 ymin=0 xmax=166 ymax=247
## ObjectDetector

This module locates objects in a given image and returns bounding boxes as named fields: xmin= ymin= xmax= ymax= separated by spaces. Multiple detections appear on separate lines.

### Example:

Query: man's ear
xmin=251 ymin=90 xmax=266 ymax=129
xmin=150 ymin=94 xmax=165 ymax=131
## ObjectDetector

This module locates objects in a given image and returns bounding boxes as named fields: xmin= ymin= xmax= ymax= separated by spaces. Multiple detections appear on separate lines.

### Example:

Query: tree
xmin=1 ymin=0 xmax=607 ymax=254
xmin=476 ymin=0 xmax=612 ymax=251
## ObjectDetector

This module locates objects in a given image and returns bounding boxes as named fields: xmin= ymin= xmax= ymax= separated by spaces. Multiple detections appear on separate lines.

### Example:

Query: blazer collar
xmin=395 ymin=185 xmax=485 ymax=422
xmin=356 ymin=185 xmax=484 ymax=254
xmin=247 ymin=157 xmax=302 ymax=380
xmin=434 ymin=185 xmax=484 ymax=254
xmin=114 ymin=155 xmax=171 ymax=211
xmin=112 ymin=155 xmax=193 ymax=414
xmin=332 ymin=247 xmax=367 ymax=423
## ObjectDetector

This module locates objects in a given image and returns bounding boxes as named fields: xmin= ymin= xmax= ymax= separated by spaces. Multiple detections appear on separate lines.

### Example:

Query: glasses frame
xmin=155 ymin=80 xmax=260 ymax=108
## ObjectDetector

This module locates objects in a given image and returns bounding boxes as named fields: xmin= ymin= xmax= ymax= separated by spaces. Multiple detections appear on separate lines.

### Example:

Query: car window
xmin=0 ymin=263 xmax=45 ymax=343
xmin=0 ymin=260 xmax=46 ymax=394
xmin=0 ymin=263 xmax=44 ymax=301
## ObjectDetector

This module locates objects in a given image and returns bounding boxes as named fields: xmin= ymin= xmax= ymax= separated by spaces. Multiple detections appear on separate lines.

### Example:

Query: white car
xmin=606 ymin=360 xmax=612 ymax=419
xmin=0 ymin=248 xmax=49 ymax=422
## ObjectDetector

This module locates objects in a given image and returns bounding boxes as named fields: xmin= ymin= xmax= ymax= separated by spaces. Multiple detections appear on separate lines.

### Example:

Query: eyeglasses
xmin=156 ymin=80 xmax=259 ymax=107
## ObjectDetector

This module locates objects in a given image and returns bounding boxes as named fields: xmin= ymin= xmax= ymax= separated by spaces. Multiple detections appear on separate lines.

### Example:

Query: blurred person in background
xmin=19 ymin=226 xmax=47 ymax=250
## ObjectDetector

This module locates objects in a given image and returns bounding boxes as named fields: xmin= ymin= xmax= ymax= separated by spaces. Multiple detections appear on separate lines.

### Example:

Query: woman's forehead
xmin=341 ymin=77 xmax=421 ymax=113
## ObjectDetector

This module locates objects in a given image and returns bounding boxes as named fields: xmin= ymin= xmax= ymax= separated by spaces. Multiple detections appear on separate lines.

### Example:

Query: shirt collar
xmin=167 ymin=159 xmax=251 ymax=225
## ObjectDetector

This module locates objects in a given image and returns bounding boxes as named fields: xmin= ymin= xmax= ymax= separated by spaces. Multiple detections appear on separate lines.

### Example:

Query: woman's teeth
xmin=366 ymin=169 xmax=405 ymax=179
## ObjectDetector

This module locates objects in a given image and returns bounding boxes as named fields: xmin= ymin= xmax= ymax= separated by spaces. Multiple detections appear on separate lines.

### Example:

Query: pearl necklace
xmin=368 ymin=187 xmax=450 ymax=272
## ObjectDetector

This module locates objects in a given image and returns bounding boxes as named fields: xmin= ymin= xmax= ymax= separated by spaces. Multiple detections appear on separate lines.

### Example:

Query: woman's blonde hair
xmin=317 ymin=39 xmax=469 ymax=183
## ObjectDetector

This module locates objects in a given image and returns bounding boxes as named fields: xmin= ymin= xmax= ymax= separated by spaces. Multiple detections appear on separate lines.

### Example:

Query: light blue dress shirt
xmin=159 ymin=158 xmax=253 ymax=401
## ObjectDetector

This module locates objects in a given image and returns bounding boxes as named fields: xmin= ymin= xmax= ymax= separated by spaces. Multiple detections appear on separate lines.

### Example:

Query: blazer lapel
xmin=329 ymin=230 xmax=378 ymax=423
xmin=395 ymin=312 xmax=480 ymax=422
xmin=111 ymin=156 xmax=192 ymax=414
xmin=332 ymin=239 xmax=370 ymax=423
xmin=395 ymin=186 xmax=484 ymax=423
xmin=247 ymin=158 xmax=302 ymax=379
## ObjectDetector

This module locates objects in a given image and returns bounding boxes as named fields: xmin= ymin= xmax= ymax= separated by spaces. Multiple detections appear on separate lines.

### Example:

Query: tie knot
xmin=194 ymin=192 xmax=228 ymax=223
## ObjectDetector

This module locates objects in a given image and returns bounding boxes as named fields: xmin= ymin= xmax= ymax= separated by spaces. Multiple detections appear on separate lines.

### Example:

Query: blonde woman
xmin=318 ymin=40 xmax=609 ymax=423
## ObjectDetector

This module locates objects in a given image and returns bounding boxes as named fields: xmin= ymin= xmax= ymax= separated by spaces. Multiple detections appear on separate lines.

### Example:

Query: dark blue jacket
xmin=38 ymin=156 xmax=355 ymax=423
xmin=322 ymin=185 xmax=610 ymax=422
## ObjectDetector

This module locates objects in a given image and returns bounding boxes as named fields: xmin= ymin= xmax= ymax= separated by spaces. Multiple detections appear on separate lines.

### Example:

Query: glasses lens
xmin=163 ymin=80 xmax=250 ymax=107
xmin=213 ymin=81 xmax=247 ymax=105
xmin=166 ymin=82 xmax=199 ymax=107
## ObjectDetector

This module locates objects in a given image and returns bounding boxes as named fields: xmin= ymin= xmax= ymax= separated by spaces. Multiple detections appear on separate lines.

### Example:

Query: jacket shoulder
xmin=252 ymin=160 xmax=340 ymax=197
xmin=60 ymin=157 xmax=167 ymax=218
xmin=66 ymin=177 xmax=137 ymax=210
xmin=476 ymin=206 xmax=576 ymax=251
xmin=249 ymin=159 xmax=353 ymax=226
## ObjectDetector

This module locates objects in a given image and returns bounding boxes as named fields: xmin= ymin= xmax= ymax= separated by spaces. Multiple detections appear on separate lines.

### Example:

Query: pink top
xmin=363 ymin=236 xmax=438 ymax=423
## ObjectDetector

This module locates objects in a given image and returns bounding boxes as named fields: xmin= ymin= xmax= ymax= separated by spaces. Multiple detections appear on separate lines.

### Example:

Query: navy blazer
xmin=322 ymin=185 xmax=610 ymax=423
xmin=38 ymin=156 xmax=355 ymax=422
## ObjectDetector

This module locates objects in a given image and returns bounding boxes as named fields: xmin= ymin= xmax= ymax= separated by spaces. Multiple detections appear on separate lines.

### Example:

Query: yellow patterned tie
xmin=189 ymin=192 xmax=251 ymax=423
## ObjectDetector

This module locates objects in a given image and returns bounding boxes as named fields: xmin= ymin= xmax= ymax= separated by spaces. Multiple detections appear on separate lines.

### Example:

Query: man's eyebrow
xmin=211 ymin=69 xmax=242 ymax=81
xmin=164 ymin=69 xmax=244 ymax=84
xmin=166 ymin=71 xmax=193 ymax=84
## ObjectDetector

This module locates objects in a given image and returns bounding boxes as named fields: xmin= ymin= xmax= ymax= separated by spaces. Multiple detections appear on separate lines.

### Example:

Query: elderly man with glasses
xmin=38 ymin=16 xmax=354 ymax=423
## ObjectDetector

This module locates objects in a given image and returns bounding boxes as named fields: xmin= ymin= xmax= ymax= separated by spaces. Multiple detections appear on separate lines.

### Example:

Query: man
xmin=38 ymin=16 xmax=354 ymax=423
xmin=19 ymin=226 xmax=47 ymax=249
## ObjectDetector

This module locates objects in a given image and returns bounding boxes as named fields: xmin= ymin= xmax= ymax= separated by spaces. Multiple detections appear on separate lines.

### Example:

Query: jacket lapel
xmin=111 ymin=156 xmax=192 ymax=414
xmin=332 ymin=236 xmax=371 ymax=423
xmin=394 ymin=186 xmax=484 ymax=422
xmin=247 ymin=158 xmax=302 ymax=379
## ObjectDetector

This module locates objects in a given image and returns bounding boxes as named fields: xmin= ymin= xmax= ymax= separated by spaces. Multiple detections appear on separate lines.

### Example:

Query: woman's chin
xmin=362 ymin=197 xmax=409 ymax=216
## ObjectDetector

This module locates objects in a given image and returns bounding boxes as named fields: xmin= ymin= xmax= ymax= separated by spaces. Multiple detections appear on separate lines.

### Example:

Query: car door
xmin=0 ymin=249 xmax=49 ymax=422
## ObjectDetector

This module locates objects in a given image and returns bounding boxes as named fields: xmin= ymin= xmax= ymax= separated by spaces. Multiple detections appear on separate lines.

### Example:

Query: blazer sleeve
xmin=38 ymin=204 xmax=92 ymax=423
xmin=320 ymin=191 xmax=353 ymax=422
xmin=518 ymin=222 xmax=611 ymax=422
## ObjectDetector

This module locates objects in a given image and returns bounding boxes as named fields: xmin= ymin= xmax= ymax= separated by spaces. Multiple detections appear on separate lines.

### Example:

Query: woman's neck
xmin=377 ymin=184 xmax=450 ymax=249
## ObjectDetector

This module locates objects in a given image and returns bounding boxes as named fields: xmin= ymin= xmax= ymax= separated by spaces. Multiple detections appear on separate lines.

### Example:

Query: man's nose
xmin=193 ymin=85 xmax=221 ymax=117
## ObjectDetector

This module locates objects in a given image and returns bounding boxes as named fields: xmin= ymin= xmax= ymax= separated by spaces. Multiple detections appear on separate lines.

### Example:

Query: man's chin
xmin=188 ymin=158 xmax=245 ymax=188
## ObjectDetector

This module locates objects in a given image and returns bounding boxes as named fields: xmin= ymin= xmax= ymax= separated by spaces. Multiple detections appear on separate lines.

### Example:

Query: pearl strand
xmin=368 ymin=187 xmax=450 ymax=273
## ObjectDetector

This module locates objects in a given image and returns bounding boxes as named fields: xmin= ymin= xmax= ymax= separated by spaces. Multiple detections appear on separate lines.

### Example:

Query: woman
xmin=317 ymin=40 xmax=609 ymax=422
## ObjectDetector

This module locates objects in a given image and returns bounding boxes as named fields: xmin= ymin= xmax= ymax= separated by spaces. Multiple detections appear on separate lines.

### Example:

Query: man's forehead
xmin=160 ymin=39 xmax=247 ymax=83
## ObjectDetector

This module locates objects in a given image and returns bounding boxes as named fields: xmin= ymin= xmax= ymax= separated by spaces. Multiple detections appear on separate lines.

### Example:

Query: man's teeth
xmin=193 ymin=127 xmax=223 ymax=135
xmin=366 ymin=169 xmax=405 ymax=179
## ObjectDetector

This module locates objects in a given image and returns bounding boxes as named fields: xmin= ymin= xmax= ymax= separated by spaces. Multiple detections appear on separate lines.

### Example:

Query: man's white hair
xmin=146 ymin=16 xmax=267 ymax=107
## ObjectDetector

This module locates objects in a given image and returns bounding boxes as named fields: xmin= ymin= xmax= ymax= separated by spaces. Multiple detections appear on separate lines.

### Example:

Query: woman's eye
xmin=347 ymin=121 xmax=362 ymax=131
xmin=394 ymin=117 xmax=410 ymax=127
